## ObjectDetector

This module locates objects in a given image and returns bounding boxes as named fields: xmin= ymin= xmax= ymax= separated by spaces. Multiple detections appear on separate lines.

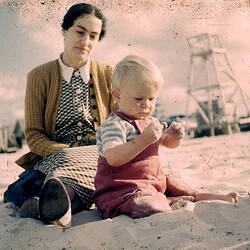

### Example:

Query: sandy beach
xmin=0 ymin=0 xmax=249 ymax=248
xmin=0 ymin=131 xmax=249 ymax=250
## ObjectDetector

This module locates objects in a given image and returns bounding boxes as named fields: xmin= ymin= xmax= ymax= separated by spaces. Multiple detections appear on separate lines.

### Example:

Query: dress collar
xmin=59 ymin=54 xmax=90 ymax=83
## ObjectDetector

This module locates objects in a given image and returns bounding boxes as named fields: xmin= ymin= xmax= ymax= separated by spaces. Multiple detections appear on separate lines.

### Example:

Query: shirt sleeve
xmin=96 ymin=116 xmax=128 ymax=155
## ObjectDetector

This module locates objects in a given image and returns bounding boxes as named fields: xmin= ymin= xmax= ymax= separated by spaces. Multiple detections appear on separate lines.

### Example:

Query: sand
xmin=0 ymin=131 xmax=249 ymax=250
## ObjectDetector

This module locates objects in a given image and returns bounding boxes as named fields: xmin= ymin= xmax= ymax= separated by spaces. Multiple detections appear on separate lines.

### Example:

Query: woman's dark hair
xmin=61 ymin=3 xmax=106 ymax=41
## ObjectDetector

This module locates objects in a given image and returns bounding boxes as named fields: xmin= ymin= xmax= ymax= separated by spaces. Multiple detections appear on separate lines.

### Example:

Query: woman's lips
xmin=76 ymin=47 xmax=88 ymax=52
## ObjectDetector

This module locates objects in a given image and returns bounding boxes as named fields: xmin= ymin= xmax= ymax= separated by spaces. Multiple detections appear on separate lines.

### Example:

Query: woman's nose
xmin=80 ymin=34 xmax=90 ymax=44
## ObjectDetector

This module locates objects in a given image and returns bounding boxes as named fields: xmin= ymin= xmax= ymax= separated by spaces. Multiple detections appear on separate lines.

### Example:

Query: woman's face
xmin=63 ymin=14 xmax=102 ymax=64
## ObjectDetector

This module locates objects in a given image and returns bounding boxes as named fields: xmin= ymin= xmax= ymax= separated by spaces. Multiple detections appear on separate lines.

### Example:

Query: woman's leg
xmin=63 ymin=184 xmax=86 ymax=214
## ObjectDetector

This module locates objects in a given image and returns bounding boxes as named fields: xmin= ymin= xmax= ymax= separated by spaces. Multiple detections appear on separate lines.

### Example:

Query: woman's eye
xmin=135 ymin=98 xmax=142 ymax=101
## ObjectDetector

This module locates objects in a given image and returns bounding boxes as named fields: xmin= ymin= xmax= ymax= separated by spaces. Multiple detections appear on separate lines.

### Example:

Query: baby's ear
xmin=112 ymin=89 xmax=120 ymax=102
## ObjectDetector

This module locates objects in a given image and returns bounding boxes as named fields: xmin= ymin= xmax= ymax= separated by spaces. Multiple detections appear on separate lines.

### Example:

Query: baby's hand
xmin=141 ymin=119 xmax=163 ymax=144
xmin=161 ymin=122 xmax=168 ymax=132
xmin=165 ymin=121 xmax=185 ymax=139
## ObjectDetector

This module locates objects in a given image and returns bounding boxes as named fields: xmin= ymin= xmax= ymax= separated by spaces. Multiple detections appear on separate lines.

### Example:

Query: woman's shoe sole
xmin=19 ymin=196 xmax=39 ymax=219
xmin=39 ymin=178 xmax=71 ymax=225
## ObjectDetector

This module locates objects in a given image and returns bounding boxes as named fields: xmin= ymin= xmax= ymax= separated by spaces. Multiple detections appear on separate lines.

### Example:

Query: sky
xmin=0 ymin=0 xmax=249 ymax=126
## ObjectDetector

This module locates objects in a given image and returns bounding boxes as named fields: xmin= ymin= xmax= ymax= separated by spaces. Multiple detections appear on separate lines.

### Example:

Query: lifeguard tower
xmin=185 ymin=33 xmax=249 ymax=136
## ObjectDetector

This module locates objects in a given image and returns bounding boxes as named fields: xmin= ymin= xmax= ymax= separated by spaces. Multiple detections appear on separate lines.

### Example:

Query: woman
xmin=4 ymin=3 xmax=116 ymax=228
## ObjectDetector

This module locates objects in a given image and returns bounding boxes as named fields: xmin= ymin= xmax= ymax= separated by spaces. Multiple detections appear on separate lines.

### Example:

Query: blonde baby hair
xmin=112 ymin=55 xmax=164 ymax=90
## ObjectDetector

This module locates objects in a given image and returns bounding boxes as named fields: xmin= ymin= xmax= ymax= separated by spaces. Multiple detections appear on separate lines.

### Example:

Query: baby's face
xmin=116 ymin=81 xmax=160 ymax=119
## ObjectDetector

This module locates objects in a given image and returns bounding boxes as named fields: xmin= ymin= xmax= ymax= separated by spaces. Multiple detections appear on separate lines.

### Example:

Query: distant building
xmin=0 ymin=119 xmax=25 ymax=153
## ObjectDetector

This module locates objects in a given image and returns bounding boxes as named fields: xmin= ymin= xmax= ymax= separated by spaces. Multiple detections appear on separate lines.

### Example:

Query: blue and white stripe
xmin=96 ymin=114 xmax=140 ymax=156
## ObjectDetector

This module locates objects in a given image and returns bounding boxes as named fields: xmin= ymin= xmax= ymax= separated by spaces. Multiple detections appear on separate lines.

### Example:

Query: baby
xmin=93 ymin=55 xmax=238 ymax=219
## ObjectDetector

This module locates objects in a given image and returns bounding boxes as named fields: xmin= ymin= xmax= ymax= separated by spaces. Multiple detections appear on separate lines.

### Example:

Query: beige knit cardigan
xmin=16 ymin=58 xmax=117 ymax=169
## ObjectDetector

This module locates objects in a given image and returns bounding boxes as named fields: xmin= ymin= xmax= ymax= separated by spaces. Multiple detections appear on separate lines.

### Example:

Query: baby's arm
xmin=160 ymin=121 xmax=185 ymax=148
xmin=105 ymin=119 xmax=162 ymax=167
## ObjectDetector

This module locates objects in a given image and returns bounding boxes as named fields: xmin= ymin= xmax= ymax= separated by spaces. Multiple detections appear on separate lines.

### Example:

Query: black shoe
xmin=39 ymin=178 xmax=71 ymax=228
xmin=19 ymin=196 xmax=39 ymax=219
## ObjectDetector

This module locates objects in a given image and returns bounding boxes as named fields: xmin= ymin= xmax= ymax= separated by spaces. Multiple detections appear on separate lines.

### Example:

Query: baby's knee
xmin=131 ymin=195 xmax=171 ymax=218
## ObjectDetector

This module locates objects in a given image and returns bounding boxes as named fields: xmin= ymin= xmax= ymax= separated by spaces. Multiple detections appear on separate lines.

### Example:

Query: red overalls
xmin=93 ymin=112 xmax=173 ymax=218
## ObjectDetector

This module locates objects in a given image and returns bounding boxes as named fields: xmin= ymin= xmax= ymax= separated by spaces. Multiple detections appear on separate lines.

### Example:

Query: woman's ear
xmin=112 ymin=89 xmax=120 ymax=102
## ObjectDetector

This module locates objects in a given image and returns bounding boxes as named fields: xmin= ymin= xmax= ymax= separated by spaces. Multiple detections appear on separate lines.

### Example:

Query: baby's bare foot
xmin=223 ymin=192 xmax=239 ymax=203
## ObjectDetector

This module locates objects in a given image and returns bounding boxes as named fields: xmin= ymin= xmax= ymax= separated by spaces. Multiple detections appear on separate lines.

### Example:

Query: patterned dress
xmin=34 ymin=68 xmax=98 ymax=208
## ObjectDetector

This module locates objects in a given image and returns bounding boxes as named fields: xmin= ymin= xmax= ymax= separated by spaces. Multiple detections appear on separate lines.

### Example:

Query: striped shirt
xmin=96 ymin=113 xmax=158 ymax=156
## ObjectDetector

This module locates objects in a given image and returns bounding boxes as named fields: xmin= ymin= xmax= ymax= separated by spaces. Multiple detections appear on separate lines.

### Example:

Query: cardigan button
xmin=93 ymin=117 xmax=99 ymax=122
xmin=92 ymin=105 xmax=97 ymax=110
xmin=90 ymin=74 xmax=93 ymax=78
xmin=91 ymin=94 xmax=96 ymax=99
xmin=89 ymin=83 xmax=94 ymax=88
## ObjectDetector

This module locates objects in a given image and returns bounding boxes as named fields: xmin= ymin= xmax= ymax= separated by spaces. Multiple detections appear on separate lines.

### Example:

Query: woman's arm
xmin=106 ymin=65 xmax=118 ymax=113
xmin=25 ymin=68 xmax=68 ymax=157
